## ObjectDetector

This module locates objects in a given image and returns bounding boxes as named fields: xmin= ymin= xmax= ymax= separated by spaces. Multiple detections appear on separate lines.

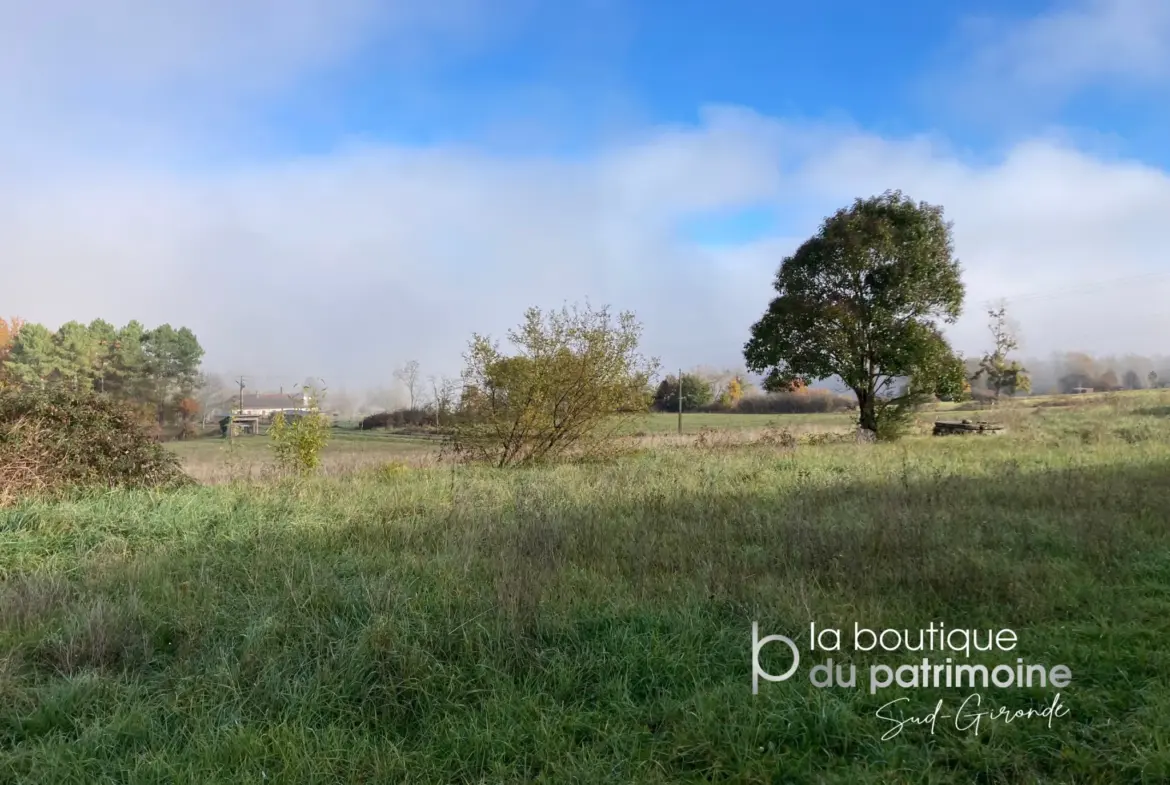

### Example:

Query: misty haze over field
xmin=3 ymin=1 xmax=1170 ymax=400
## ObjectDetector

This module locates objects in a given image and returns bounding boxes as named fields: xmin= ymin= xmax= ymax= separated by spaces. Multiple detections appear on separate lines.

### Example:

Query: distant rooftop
xmin=221 ymin=392 xmax=309 ymax=410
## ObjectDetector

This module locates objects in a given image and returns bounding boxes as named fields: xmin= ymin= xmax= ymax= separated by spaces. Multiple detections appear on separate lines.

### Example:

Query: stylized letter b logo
xmin=752 ymin=621 xmax=800 ymax=694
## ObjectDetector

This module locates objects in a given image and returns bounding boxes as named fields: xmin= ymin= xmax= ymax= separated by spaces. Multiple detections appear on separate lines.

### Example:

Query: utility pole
xmin=677 ymin=367 xmax=683 ymax=435
xmin=231 ymin=376 xmax=247 ymax=441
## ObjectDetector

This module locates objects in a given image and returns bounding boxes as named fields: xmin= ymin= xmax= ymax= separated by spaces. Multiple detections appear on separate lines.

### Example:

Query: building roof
xmin=223 ymin=392 xmax=308 ymax=410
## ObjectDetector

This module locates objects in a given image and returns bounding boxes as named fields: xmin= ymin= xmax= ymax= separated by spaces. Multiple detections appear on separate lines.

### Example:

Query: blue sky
xmin=3 ymin=0 xmax=1170 ymax=395
xmin=244 ymin=0 xmax=1165 ymax=161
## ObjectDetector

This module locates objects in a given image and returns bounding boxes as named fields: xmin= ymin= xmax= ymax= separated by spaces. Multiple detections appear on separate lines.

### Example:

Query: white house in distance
xmin=215 ymin=391 xmax=313 ymax=419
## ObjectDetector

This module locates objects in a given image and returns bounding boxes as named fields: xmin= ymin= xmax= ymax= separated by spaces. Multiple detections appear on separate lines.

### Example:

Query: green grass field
xmin=167 ymin=412 xmax=859 ymax=483
xmin=632 ymin=411 xmax=855 ymax=433
xmin=3 ymin=393 xmax=1169 ymax=782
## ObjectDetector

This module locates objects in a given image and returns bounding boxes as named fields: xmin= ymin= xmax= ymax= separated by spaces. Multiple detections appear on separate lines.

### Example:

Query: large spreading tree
xmin=744 ymin=190 xmax=966 ymax=436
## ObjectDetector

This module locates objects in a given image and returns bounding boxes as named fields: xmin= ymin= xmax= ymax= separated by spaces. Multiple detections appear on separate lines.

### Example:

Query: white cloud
xmin=781 ymin=129 xmax=1170 ymax=355
xmin=0 ymin=0 xmax=501 ymax=99
xmin=0 ymin=107 xmax=787 ymax=385
xmin=0 ymin=0 xmax=521 ymax=169
xmin=3 ymin=1 xmax=1170 ymax=393
xmin=947 ymin=0 xmax=1170 ymax=113
xmin=4 ymin=110 xmax=1170 ymax=389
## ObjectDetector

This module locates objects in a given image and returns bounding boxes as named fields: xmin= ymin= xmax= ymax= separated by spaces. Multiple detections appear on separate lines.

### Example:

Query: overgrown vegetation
xmin=2 ymin=395 xmax=1168 ymax=782
xmin=268 ymin=386 xmax=332 ymax=474
xmin=358 ymin=408 xmax=438 ymax=430
xmin=448 ymin=302 xmax=659 ymax=467
xmin=0 ymin=384 xmax=191 ymax=504
xmin=732 ymin=389 xmax=855 ymax=414
xmin=652 ymin=372 xmax=714 ymax=412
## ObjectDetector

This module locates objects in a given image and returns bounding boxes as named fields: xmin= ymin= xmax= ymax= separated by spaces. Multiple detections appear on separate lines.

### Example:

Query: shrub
xmin=758 ymin=426 xmax=798 ymax=448
xmin=448 ymin=303 xmax=658 ymax=467
xmin=0 ymin=384 xmax=192 ymax=503
xmin=375 ymin=461 xmax=411 ymax=481
xmin=732 ymin=390 xmax=856 ymax=414
xmin=359 ymin=408 xmax=437 ymax=430
xmin=358 ymin=411 xmax=392 ymax=430
xmin=652 ymin=373 xmax=714 ymax=412
xmin=873 ymin=401 xmax=919 ymax=442
xmin=269 ymin=397 xmax=332 ymax=475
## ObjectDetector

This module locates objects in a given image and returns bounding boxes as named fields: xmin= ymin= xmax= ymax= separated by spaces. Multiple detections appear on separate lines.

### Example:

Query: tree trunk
xmin=855 ymin=388 xmax=878 ymax=433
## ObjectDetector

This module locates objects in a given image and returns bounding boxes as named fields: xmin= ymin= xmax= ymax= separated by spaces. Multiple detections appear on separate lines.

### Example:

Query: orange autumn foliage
xmin=724 ymin=375 xmax=745 ymax=405
xmin=0 ymin=317 xmax=25 ymax=378
xmin=177 ymin=397 xmax=201 ymax=421
xmin=771 ymin=377 xmax=808 ymax=393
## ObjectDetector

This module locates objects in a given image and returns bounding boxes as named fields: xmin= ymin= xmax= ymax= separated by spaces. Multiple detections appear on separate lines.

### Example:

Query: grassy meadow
xmin=2 ymin=393 xmax=1169 ymax=782
xmin=630 ymin=412 xmax=855 ymax=433
xmin=171 ymin=412 xmax=859 ymax=484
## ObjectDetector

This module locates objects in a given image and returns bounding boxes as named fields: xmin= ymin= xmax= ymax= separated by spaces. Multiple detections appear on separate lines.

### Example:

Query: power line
xmin=983 ymin=271 xmax=1170 ymax=308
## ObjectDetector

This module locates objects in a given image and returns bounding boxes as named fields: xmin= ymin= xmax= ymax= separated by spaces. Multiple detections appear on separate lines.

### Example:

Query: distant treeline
xmin=358 ymin=388 xmax=857 ymax=432
xmin=0 ymin=316 xmax=206 ymax=428
xmin=649 ymin=370 xmax=855 ymax=414
xmin=975 ymin=352 xmax=1170 ymax=395
xmin=717 ymin=390 xmax=856 ymax=414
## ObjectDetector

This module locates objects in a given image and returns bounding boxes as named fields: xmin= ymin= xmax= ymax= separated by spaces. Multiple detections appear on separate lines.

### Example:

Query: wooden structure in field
xmin=932 ymin=419 xmax=1005 ymax=436
xmin=219 ymin=415 xmax=261 ymax=437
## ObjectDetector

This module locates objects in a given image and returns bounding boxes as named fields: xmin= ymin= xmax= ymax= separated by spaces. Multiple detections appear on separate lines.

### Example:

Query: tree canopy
xmin=1 ymin=319 xmax=205 ymax=425
xmin=743 ymin=190 xmax=966 ymax=435
xmin=652 ymin=373 xmax=714 ymax=412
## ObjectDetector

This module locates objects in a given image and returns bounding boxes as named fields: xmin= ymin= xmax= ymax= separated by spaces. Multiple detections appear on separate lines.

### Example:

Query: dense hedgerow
xmin=0 ymin=384 xmax=192 ymax=503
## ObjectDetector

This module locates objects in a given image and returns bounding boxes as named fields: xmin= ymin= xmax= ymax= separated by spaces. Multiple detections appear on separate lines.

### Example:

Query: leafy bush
xmin=269 ymin=400 xmax=332 ymax=475
xmin=865 ymin=335 xmax=969 ymax=442
xmin=449 ymin=303 xmax=658 ymax=467
xmin=652 ymin=373 xmax=714 ymax=412
xmin=0 ymin=384 xmax=192 ymax=503
xmin=873 ymin=399 xmax=921 ymax=442
xmin=359 ymin=408 xmax=437 ymax=430
xmin=358 ymin=412 xmax=392 ymax=430
xmin=731 ymin=390 xmax=856 ymax=414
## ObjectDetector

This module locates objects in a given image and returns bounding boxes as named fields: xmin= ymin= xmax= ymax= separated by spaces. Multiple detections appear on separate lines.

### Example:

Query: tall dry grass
xmin=2 ymin=393 xmax=1169 ymax=781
